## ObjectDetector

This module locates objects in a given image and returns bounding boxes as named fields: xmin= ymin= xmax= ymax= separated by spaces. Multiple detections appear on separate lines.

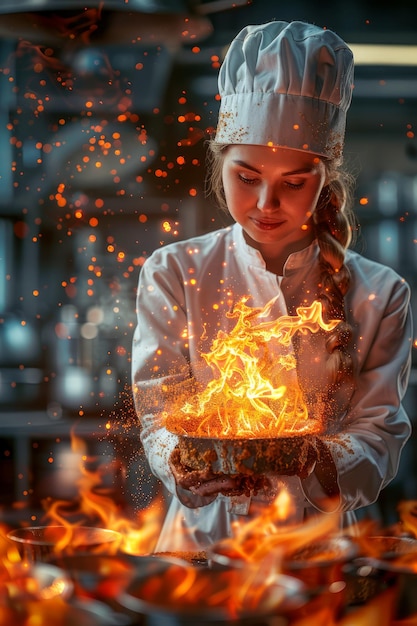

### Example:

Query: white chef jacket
xmin=132 ymin=223 xmax=412 ymax=552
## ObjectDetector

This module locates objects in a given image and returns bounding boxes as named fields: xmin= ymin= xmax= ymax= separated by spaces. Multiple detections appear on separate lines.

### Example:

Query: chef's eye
xmin=238 ymin=174 xmax=257 ymax=185
xmin=285 ymin=180 xmax=305 ymax=190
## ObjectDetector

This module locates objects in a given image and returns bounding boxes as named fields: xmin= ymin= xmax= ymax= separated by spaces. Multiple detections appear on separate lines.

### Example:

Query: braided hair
xmin=314 ymin=166 xmax=356 ymax=395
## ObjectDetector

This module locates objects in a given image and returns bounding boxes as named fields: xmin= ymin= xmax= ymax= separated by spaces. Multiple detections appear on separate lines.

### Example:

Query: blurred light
xmin=80 ymin=322 xmax=98 ymax=339
xmin=86 ymin=306 xmax=104 ymax=324
xmin=350 ymin=44 xmax=417 ymax=66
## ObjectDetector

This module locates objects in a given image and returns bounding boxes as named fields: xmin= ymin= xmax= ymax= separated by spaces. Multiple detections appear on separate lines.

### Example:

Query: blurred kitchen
xmin=0 ymin=0 xmax=416 ymax=526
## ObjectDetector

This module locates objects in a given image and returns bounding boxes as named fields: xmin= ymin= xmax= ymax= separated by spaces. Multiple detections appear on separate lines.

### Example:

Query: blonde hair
xmin=206 ymin=140 xmax=357 ymax=397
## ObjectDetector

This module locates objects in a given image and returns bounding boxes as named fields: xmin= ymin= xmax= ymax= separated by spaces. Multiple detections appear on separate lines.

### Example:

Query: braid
xmin=313 ymin=169 xmax=356 ymax=392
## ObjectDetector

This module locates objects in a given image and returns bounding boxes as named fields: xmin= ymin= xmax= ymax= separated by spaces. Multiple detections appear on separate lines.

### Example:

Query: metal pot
xmin=210 ymin=535 xmax=357 ymax=624
xmin=116 ymin=556 xmax=307 ymax=626
xmin=344 ymin=535 xmax=417 ymax=619
xmin=7 ymin=525 xmax=121 ymax=562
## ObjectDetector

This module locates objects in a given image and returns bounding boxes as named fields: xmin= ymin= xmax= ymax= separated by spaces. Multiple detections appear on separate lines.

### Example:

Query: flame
xmin=131 ymin=557 xmax=301 ymax=619
xmin=213 ymin=489 xmax=341 ymax=564
xmin=167 ymin=298 xmax=340 ymax=439
xmin=342 ymin=518 xmax=384 ymax=560
xmin=397 ymin=500 xmax=417 ymax=537
xmin=0 ymin=524 xmax=75 ymax=624
xmin=36 ymin=429 xmax=164 ymax=557
xmin=291 ymin=607 xmax=338 ymax=626
xmin=3 ymin=433 xmax=417 ymax=624
xmin=336 ymin=586 xmax=397 ymax=626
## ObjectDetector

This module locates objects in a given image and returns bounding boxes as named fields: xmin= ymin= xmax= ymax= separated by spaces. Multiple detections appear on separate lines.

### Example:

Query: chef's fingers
xmin=189 ymin=475 xmax=245 ymax=497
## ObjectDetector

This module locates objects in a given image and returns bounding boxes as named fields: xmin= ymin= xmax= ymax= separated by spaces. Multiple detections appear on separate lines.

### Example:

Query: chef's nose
xmin=256 ymin=184 xmax=280 ymax=212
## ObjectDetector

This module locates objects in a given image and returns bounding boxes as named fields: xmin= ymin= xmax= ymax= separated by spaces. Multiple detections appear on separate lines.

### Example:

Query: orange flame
xmin=397 ymin=500 xmax=417 ymax=537
xmin=337 ymin=586 xmax=397 ymax=626
xmin=167 ymin=298 xmax=340 ymax=438
xmin=40 ymin=430 xmax=164 ymax=556
xmin=131 ymin=557 xmax=303 ymax=619
xmin=213 ymin=489 xmax=341 ymax=565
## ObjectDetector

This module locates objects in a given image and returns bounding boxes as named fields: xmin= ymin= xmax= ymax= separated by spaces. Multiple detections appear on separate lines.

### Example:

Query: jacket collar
xmin=233 ymin=222 xmax=320 ymax=275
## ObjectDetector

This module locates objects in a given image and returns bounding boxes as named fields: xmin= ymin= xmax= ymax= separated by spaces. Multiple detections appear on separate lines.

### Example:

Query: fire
xmin=125 ymin=556 xmax=305 ymax=619
xmin=397 ymin=500 xmax=417 ymax=537
xmin=212 ymin=488 xmax=341 ymax=565
xmin=167 ymin=297 xmax=340 ymax=439
xmin=40 ymin=430 xmax=164 ymax=557
xmin=2 ymin=430 xmax=417 ymax=624
xmin=0 ymin=524 xmax=74 ymax=625
xmin=336 ymin=587 xmax=397 ymax=626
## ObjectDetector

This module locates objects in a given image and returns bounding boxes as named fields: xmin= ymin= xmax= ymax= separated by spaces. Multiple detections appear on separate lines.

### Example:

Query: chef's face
xmin=222 ymin=144 xmax=327 ymax=255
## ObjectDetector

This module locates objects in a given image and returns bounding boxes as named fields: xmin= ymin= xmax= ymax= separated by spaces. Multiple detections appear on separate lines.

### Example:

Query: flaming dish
xmin=166 ymin=298 xmax=338 ymax=478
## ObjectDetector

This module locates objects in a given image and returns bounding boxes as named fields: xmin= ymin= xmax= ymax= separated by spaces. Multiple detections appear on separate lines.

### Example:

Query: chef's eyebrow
xmin=232 ymin=159 xmax=314 ymax=176
xmin=232 ymin=159 xmax=262 ymax=173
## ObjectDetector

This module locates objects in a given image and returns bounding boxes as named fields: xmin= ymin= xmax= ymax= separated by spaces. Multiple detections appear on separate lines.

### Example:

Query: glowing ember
xmin=166 ymin=297 xmax=340 ymax=439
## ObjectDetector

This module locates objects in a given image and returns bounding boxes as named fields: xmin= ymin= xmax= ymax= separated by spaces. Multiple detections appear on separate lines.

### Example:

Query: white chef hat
xmin=215 ymin=20 xmax=354 ymax=160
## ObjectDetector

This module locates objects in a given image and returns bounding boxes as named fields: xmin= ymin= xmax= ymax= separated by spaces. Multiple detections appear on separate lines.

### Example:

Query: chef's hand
xmin=169 ymin=447 xmax=267 ymax=498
